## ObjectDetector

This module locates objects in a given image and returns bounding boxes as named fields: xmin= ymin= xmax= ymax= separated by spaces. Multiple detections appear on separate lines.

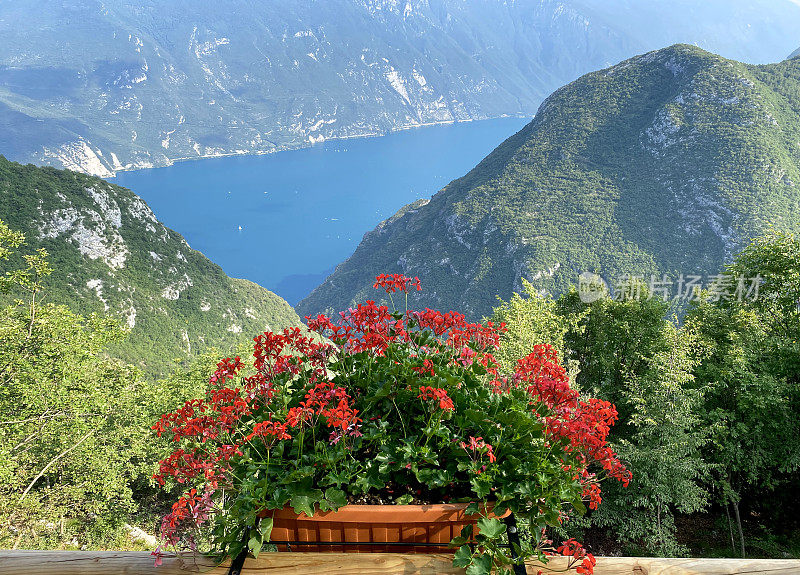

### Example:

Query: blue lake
xmin=112 ymin=117 xmax=529 ymax=305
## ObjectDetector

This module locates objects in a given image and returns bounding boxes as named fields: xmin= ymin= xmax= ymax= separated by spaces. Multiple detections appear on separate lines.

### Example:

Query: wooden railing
xmin=1 ymin=551 xmax=799 ymax=574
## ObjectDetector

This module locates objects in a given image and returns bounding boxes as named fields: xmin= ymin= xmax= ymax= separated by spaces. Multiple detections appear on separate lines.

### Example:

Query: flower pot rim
xmin=262 ymin=502 xmax=509 ymax=523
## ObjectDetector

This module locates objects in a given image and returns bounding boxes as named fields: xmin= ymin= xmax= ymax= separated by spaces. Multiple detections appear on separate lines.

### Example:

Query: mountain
xmin=2 ymin=1 xmax=800 ymax=176
xmin=0 ymin=156 xmax=302 ymax=375
xmin=790 ymin=47 xmax=800 ymax=59
xmin=297 ymin=45 xmax=800 ymax=319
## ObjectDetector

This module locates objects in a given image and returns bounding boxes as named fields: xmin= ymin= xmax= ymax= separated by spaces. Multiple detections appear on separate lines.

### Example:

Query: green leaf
xmin=453 ymin=544 xmax=473 ymax=567
xmin=476 ymin=517 xmax=506 ymax=539
xmin=395 ymin=494 xmax=414 ymax=505
xmin=228 ymin=541 xmax=244 ymax=561
xmin=290 ymin=494 xmax=316 ymax=518
xmin=465 ymin=502 xmax=480 ymax=515
xmin=248 ymin=533 xmax=263 ymax=558
xmin=324 ymin=487 xmax=348 ymax=509
xmin=416 ymin=467 xmax=451 ymax=487
xmin=470 ymin=476 xmax=491 ymax=498
xmin=466 ymin=553 xmax=493 ymax=575
xmin=259 ymin=517 xmax=274 ymax=542
xmin=464 ymin=409 xmax=487 ymax=424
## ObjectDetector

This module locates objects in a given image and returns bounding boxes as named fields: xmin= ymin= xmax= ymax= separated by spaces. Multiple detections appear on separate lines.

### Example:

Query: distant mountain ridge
xmin=790 ymin=46 xmax=800 ymax=59
xmin=297 ymin=44 xmax=800 ymax=319
xmin=0 ymin=157 xmax=302 ymax=375
xmin=2 ymin=0 xmax=800 ymax=176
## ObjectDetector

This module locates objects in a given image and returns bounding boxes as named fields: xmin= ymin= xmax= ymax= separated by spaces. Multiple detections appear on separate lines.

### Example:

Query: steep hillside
xmin=2 ymin=1 xmax=800 ymax=175
xmin=297 ymin=45 xmax=800 ymax=319
xmin=790 ymin=47 xmax=800 ymax=59
xmin=0 ymin=157 xmax=302 ymax=375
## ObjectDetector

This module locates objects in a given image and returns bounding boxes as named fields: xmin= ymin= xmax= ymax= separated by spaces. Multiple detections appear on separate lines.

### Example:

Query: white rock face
xmin=40 ymin=207 xmax=129 ymax=270
xmin=40 ymin=139 xmax=114 ymax=178
xmin=385 ymin=67 xmax=411 ymax=104
xmin=444 ymin=213 xmax=472 ymax=249
xmin=125 ymin=524 xmax=157 ymax=547
xmin=85 ymin=186 xmax=122 ymax=228
xmin=644 ymin=108 xmax=683 ymax=154
xmin=161 ymin=274 xmax=193 ymax=300
xmin=86 ymin=279 xmax=110 ymax=311
xmin=124 ymin=306 xmax=137 ymax=328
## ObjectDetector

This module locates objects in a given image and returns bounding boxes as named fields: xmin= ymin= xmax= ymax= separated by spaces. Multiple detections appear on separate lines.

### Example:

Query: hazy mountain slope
xmin=297 ymin=45 xmax=800 ymax=319
xmin=0 ymin=157 xmax=302 ymax=375
xmin=2 ymin=1 xmax=800 ymax=176
xmin=790 ymin=47 xmax=800 ymax=59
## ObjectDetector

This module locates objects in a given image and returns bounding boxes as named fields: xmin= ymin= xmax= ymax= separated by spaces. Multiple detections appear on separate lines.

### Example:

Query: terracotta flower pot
xmin=263 ymin=503 xmax=508 ymax=553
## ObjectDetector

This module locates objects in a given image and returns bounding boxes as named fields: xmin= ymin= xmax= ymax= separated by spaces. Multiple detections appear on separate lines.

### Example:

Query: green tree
xmin=557 ymin=281 xmax=672 ymax=421
xmin=0 ymin=220 xmax=159 ymax=548
xmin=686 ymin=229 xmax=800 ymax=557
xmin=587 ymin=321 xmax=708 ymax=555
xmin=491 ymin=278 xmax=582 ymax=372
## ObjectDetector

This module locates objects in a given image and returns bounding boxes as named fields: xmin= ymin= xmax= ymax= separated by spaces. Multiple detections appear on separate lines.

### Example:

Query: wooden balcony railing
xmin=1 ymin=551 xmax=799 ymax=575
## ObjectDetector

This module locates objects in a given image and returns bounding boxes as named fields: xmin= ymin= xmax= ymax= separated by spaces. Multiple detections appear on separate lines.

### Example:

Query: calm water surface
xmin=112 ymin=117 xmax=528 ymax=304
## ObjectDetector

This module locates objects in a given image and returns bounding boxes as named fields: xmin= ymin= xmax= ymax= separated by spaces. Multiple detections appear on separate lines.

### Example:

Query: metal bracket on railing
xmin=504 ymin=513 xmax=528 ymax=575
xmin=228 ymin=518 xmax=260 ymax=575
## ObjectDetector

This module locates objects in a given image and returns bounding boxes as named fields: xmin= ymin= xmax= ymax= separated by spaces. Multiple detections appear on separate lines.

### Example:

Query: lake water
xmin=112 ymin=117 xmax=529 ymax=305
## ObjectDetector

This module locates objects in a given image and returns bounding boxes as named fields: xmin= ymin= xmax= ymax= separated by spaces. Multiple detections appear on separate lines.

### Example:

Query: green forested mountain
xmin=0 ymin=156 xmax=301 ymax=375
xmin=298 ymin=44 xmax=800 ymax=319
xmin=3 ymin=1 xmax=800 ymax=176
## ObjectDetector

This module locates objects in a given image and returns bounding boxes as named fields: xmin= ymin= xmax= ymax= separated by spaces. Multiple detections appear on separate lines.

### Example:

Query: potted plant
xmin=152 ymin=274 xmax=630 ymax=574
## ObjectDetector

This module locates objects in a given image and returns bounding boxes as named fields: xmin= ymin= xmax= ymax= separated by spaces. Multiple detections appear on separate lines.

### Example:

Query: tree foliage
xmin=494 ymin=230 xmax=800 ymax=557
xmin=686 ymin=228 xmax=800 ymax=557
xmin=0 ymin=220 xmax=163 ymax=548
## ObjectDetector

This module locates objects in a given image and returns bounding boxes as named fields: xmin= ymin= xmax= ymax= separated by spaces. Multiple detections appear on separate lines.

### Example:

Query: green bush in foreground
xmin=0 ymin=219 xmax=165 ymax=549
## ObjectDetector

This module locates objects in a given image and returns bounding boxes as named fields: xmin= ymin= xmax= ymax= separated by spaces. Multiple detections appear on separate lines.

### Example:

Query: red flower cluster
xmin=459 ymin=435 xmax=497 ymax=471
xmin=246 ymin=419 xmax=291 ymax=443
xmin=253 ymin=327 xmax=331 ymax=371
xmin=307 ymin=301 xmax=401 ymax=354
xmin=556 ymin=539 xmax=596 ymax=575
xmin=412 ymin=358 xmax=436 ymax=377
xmin=373 ymin=273 xmax=422 ymax=293
xmin=208 ymin=356 xmax=243 ymax=386
xmin=154 ymin=448 xmax=214 ymax=486
xmin=516 ymin=345 xmax=574 ymax=412
xmin=292 ymin=381 xmax=362 ymax=432
xmin=418 ymin=386 xmax=455 ymax=411
xmin=515 ymin=345 xmax=631 ymax=489
xmin=582 ymin=482 xmax=602 ymax=510
xmin=411 ymin=308 xmax=504 ymax=351
xmin=152 ymin=485 xmax=215 ymax=565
